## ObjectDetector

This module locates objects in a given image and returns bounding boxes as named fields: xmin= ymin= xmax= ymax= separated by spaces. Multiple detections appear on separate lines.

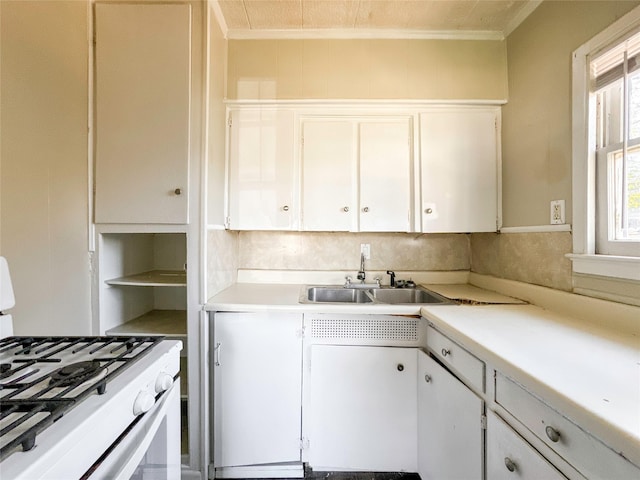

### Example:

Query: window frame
xmin=570 ymin=5 xmax=640 ymax=282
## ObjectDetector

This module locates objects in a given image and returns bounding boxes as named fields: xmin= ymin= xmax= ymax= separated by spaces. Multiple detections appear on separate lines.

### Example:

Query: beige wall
xmin=0 ymin=1 xmax=91 ymax=335
xmin=501 ymin=0 xmax=639 ymax=227
xmin=227 ymin=38 xmax=507 ymax=100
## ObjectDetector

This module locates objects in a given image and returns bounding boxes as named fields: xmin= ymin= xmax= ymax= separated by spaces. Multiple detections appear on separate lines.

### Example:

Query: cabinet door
xmin=213 ymin=313 xmax=303 ymax=467
xmin=227 ymin=108 xmax=296 ymax=230
xmin=359 ymin=119 xmax=412 ymax=232
xmin=417 ymin=350 xmax=483 ymax=480
xmin=301 ymin=120 xmax=354 ymax=231
xmin=420 ymin=108 xmax=499 ymax=233
xmin=487 ymin=410 xmax=568 ymax=480
xmin=95 ymin=4 xmax=191 ymax=224
xmin=307 ymin=345 xmax=417 ymax=471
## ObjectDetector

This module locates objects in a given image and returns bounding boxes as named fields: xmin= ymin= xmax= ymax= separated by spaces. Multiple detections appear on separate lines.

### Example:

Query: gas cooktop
xmin=0 ymin=335 xmax=165 ymax=461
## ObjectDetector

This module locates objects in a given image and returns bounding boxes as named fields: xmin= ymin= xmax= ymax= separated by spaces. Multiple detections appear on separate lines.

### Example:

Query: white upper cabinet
xmin=420 ymin=107 xmax=500 ymax=233
xmin=94 ymin=3 xmax=191 ymax=224
xmin=301 ymin=119 xmax=355 ymax=231
xmin=301 ymin=116 xmax=412 ymax=232
xmin=224 ymin=104 xmax=501 ymax=233
xmin=359 ymin=120 xmax=412 ymax=232
xmin=227 ymin=108 xmax=296 ymax=230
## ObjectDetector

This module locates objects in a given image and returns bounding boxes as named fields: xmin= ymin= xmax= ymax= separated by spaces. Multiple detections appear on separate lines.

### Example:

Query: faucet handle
xmin=344 ymin=276 xmax=352 ymax=287
xmin=386 ymin=270 xmax=396 ymax=287
xmin=374 ymin=277 xmax=381 ymax=287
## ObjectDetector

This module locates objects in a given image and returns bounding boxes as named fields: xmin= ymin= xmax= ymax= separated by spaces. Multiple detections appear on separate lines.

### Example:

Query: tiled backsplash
xmin=470 ymin=231 xmax=572 ymax=291
xmin=237 ymin=231 xmax=470 ymax=271
xmin=207 ymin=229 xmax=574 ymax=298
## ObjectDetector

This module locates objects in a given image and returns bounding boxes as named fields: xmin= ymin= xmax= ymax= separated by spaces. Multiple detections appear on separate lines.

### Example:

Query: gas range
xmin=0 ymin=335 xmax=182 ymax=479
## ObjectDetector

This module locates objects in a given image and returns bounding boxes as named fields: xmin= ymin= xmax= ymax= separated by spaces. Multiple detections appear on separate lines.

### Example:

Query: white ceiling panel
xmin=215 ymin=0 xmax=542 ymax=38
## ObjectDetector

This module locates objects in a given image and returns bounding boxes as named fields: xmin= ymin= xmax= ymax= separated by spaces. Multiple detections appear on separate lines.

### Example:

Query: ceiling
xmin=214 ymin=0 xmax=542 ymax=39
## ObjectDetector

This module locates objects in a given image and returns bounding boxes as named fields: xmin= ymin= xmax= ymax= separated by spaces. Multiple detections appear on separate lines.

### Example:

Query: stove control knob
xmin=133 ymin=390 xmax=155 ymax=416
xmin=155 ymin=372 xmax=174 ymax=393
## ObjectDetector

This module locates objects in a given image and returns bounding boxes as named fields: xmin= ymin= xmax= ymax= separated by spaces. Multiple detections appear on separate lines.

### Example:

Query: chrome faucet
xmin=357 ymin=253 xmax=366 ymax=283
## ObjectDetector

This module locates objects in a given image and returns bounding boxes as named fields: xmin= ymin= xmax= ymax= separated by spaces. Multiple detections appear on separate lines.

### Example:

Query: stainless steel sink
xmin=305 ymin=287 xmax=373 ymax=303
xmin=300 ymin=285 xmax=455 ymax=305
xmin=370 ymin=287 xmax=451 ymax=304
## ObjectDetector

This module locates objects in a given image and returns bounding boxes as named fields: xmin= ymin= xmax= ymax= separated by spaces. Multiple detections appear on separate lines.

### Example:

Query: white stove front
xmin=0 ymin=337 xmax=182 ymax=479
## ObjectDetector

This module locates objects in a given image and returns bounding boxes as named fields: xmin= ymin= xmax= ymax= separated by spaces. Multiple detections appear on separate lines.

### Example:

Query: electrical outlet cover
xmin=550 ymin=200 xmax=565 ymax=225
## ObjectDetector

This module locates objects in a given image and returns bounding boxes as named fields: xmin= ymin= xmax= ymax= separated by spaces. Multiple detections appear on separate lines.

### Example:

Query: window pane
xmin=612 ymin=150 xmax=640 ymax=240
xmin=629 ymin=71 xmax=640 ymax=140
xmin=596 ymin=80 xmax=623 ymax=147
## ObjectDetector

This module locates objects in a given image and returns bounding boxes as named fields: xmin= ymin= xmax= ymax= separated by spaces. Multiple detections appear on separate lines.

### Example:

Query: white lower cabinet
xmin=417 ymin=350 xmax=484 ymax=480
xmin=212 ymin=312 xmax=303 ymax=468
xmin=487 ymin=410 xmax=567 ymax=480
xmin=306 ymin=345 xmax=418 ymax=471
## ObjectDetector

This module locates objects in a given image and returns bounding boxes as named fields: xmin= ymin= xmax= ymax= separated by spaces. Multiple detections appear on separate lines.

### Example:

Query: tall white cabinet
xmin=93 ymin=2 xmax=200 ymax=470
xmin=94 ymin=3 xmax=191 ymax=225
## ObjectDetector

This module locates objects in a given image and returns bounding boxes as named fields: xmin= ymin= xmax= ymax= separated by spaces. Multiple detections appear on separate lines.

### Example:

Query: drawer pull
xmin=424 ymin=374 xmax=432 ymax=383
xmin=441 ymin=348 xmax=451 ymax=357
xmin=504 ymin=457 xmax=517 ymax=472
xmin=545 ymin=426 xmax=561 ymax=443
xmin=397 ymin=363 xmax=404 ymax=372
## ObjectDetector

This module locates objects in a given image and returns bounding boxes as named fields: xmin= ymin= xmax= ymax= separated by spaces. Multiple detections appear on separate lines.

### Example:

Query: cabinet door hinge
xmin=481 ymin=414 xmax=487 ymax=430
xmin=228 ymin=115 xmax=232 ymax=127
xmin=225 ymin=216 xmax=231 ymax=229
xmin=299 ymin=326 xmax=306 ymax=338
xmin=300 ymin=437 xmax=310 ymax=450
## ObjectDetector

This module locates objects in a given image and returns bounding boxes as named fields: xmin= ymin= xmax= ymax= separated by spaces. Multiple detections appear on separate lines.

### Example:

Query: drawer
xmin=495 ymin=373 xmax=640 ymax=480
xmin=487 ymin=410 xmax=569 ymax=480
xmin=426 ymin=324 xmax=484 ymax=392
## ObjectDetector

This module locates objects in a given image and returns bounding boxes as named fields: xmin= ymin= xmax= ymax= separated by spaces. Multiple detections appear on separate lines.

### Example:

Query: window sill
xmin=566 ymin=254 xmax=640 ymax=281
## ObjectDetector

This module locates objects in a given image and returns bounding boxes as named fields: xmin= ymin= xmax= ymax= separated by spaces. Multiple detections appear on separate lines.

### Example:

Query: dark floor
xmin=243 ymin=471 xmax=421 ymax=480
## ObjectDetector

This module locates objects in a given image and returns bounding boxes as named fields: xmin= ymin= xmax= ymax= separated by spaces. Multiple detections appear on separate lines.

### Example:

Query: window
xmin=570 ymin=7 xmax=640 ymax=289
xmin=593 ymin=35 xmax=640 ymax=256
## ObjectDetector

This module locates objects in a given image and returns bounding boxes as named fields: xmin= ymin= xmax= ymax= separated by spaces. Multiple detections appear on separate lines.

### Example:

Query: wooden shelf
xmin=105 ymin=269 xmax=186 ymax=287
xmin=105 ymin=309 xmax=187 ymax=338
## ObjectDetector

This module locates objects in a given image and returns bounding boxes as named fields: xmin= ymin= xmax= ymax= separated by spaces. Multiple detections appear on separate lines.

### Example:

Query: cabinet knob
xmin=424 ymin=374 xmax=432 ymax=383
xmin=362 ymin=207 xmax=369 ymax=213
xmin=282 ymin=205 xmax=290 ymax=212
xmin=504 ymin=457 xmax=517 ymax=473
xmin=343 ymin=206 xmax=349 ymax=212
xmin=174 ymin=188 xmax=182 ymax=195
xmin=425 ymin=207 xmax=433 ymax=214
xmin=545 ymin=426 xmax=561 ymax=443
xmin=397 ymin=364 xmax=404 ymax=372
xmin=441 ymin=348 xmax=451 ymax=357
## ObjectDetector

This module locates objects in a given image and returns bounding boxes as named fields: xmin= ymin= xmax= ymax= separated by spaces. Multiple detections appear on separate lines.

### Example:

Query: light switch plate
xmin=550 ymin=200 xmax=565 ymax=225
xmin=360 ymin=243 xmax=371 ymax=260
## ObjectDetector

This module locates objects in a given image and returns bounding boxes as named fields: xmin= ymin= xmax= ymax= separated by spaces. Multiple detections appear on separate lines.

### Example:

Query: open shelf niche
xmin=99 ymin=232 xmax=188 ymax=402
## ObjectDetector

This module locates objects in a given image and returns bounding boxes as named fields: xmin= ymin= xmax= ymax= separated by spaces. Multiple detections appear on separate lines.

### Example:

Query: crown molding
xmin=210 ymin=0 xmax=228 ymax=39
xmin=503 ymin=0 xmax=543 ymax=37
xmin=225 ymin=28 xmax=505 ymax=41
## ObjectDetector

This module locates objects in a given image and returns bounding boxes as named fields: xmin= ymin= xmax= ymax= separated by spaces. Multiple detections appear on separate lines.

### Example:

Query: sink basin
xmin=370 ymin=287 xmax=451 ymax=304
xmin=305 ymin=287 xmax=373 ymax=303
xmin=300 ymin=285 xmax=454 ymax=305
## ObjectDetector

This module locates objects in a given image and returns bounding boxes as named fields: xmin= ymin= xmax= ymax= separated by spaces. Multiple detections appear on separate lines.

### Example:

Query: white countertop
xmin=206 ymin=280 xmax=640 ymax=468
xmin=206 ymin=283 xmax=428 ymax=315
xmin=420 ymin=303 xmax=640 ymax=468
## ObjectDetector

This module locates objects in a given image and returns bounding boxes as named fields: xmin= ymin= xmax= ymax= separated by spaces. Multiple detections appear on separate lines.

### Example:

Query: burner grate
xmin=0 ymin=335 xmax=164 ymax=461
